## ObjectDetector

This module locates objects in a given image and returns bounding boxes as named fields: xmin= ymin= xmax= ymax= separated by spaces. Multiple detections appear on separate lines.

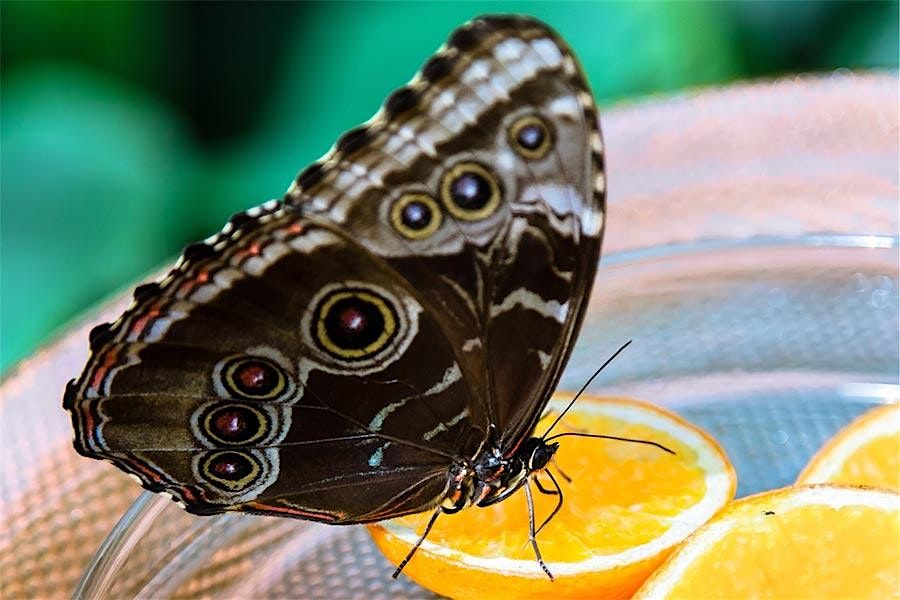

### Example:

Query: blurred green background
xmin=1 ymin=1 xmax=897 ymax=374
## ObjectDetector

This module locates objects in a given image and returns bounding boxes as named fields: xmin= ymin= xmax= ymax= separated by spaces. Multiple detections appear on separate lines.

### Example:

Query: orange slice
xmin=368 ymin=394 xmax=736 ymax=599
xmin=797 ymin=402 xmax=899 ymax=492
xmin=634 ymin=484 xmax=900 ymax=599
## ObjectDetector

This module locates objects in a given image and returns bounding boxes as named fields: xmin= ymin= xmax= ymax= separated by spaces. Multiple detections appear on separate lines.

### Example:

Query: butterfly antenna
xmin=541 ymin=340 xmax=632 ymax=439
xmin=543 ymin=431 xmax=676 ymax=455
xmin=391 ymin=506 xmax=441 ymax=579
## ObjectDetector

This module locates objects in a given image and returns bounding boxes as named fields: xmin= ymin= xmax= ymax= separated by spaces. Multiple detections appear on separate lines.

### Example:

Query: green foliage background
xmin=2 ymin=1 xmax=897 ymax=373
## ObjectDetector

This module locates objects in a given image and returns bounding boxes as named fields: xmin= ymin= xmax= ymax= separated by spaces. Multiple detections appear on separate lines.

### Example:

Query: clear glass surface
xmin=75 ymin=234 xmax=899 ymax=599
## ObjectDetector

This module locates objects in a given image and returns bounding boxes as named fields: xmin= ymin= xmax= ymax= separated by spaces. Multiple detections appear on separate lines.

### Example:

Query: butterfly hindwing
xmin=66 ymin=204 xmax=476 ymax=521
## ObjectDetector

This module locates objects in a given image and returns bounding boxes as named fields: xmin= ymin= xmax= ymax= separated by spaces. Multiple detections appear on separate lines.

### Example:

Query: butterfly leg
xmin=391 ymin=506 xmax=442 ymax=579
xmin=524 ymin=480 xmax=554 ymax=581
xmin=534 ymin=470 xmax=565 ymax=538
xmin=533 ymin=473 xmax=558 ymax=495
xmin=551 ymin=457 xmax=572 ymax=483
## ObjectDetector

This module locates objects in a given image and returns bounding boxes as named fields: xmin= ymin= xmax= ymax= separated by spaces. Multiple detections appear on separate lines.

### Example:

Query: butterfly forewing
xmin=65 ymin=15 xmax=603 ymax=523
xmin=285 ymin=16 xmax=604 ymax=454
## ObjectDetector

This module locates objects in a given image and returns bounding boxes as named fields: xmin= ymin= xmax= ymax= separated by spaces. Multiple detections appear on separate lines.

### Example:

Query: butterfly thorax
xmin=441 ymin=437 xmax=559 ymax=514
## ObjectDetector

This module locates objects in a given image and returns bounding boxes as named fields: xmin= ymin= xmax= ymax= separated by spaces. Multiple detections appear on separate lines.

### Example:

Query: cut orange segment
xmin=797 ymin=402 xmax=899 ymax=492
xmin=368 ymin=394 xmax=736 ymax=599
xmin=634 ymin=484 xmax=900 ymax=599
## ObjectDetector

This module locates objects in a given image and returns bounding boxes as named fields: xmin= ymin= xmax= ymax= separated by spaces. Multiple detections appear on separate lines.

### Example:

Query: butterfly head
xmin=523 ymin=437 xmax=560 ymax=472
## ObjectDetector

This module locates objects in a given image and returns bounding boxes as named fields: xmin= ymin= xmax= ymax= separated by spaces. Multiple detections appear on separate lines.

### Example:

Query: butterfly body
xmin=64 ymin=15 xmax=605 ymax=572
xmin=439 ymin=430 xmax=559 ymax=514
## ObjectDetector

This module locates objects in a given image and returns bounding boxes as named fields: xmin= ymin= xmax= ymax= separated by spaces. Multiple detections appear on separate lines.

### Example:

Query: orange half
xmin=368 ymin=394 xmax=736 ymax=599
xmin=797 ymin=402 xmax=899 ymax=492
xmin=634 ymin=484 xmax=900 ymax=599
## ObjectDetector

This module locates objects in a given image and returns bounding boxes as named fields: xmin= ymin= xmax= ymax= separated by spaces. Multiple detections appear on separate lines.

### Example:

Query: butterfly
xmin=63 ymin=14 xmax=621 ymax=579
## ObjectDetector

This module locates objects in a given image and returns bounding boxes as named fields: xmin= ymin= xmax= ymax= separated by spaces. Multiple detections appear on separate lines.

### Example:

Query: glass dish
xmin=74 ymin=233 xmax=899 ymax=599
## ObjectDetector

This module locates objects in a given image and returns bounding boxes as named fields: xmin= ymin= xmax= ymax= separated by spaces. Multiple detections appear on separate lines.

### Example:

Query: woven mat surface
xmin=1 ymin=72 xmax=897 ymax=599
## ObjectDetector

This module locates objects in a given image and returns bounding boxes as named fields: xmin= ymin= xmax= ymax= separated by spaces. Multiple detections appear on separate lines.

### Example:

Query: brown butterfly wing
xmin=65 ymin=205 xmax=476 ymax=522
xmin=285 ymin=15 xmax=604 ymax=454
xmin=64 ymin=15 xmax=603 ymax=522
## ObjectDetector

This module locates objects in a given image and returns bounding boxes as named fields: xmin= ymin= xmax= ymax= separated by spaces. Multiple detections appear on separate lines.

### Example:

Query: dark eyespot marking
xmin=401 ymin=202 xmax=431 ymax=229
xmin=422 ymin=55 xmax=455 ymax=82
xmin=508 ymin=115 xmax=553 ymax=160
xmin=440 ymin=162 xmax=502 ymax=221
xmin=385 ymin=86 xmax=419 ymax=117
xmin=202 ymin=403 xmax=268 ymax=446
xmin=450 ymin=173 xmax=490 ymax=210
xmin=221 ymin=356 xmax=288 ymax=401
xmin=337 ymin=126 xmax=372 ymax=156
xmin=296 ymin=162 xmax=326 ymax=190
xmin=390 ymin=193 xmax=442 ymax=239
xmin=183 ymin=242 xmax=217 ymax=263
xmin=313 ymin=288 xmax=398 ymax=360
xmin=201 ymin=451 xmax=261 ymax=491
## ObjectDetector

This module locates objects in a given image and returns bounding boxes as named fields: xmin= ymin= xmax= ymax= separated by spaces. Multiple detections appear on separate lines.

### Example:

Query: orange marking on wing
xmin=233 ymin=241 xmax=265 ymax=264
xmin=246 ymin=501 xmax=339 ymax=522
xmin=130 ymin=306 xmax=162 ymax=338
xmin=82 ymin=403 xmax=99 ymax=438
xmin=174 ymin=269 xmax=211 ymax=297
xmin=90 ymin=346 xmax=121 ymax=389
xmin=177 ymin=279 xmax=197 ymax=296
xmin=119 ymin=456 xmax=164 ymax=482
